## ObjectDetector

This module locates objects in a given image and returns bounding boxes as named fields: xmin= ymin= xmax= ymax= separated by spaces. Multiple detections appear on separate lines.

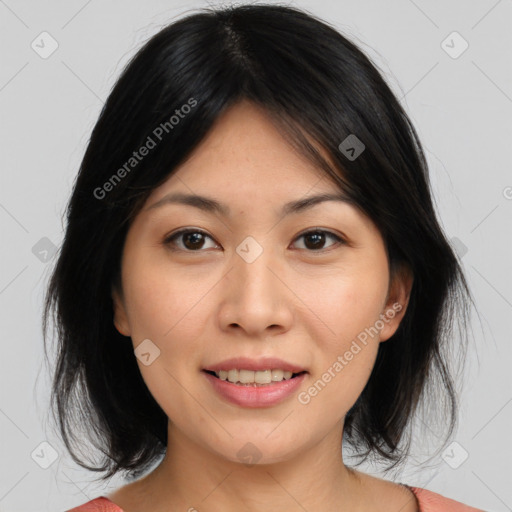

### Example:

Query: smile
xmin=208 ymin=368 xmax=306 ymax=385
xmin=202 ymin=370 xmax=308 ymax=407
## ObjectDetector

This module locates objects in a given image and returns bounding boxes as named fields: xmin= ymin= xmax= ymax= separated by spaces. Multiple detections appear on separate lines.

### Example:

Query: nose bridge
xmin=221 ymin=235 xmax=291 ymax=333
xmin=234 ymin=234 xmax=278 ymax=300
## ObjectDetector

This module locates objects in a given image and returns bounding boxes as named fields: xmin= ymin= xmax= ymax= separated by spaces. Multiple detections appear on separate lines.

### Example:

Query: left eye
xmin=293 ymin=229 xmax=344 ymax=251
xmin=164 ymin=228 xmax=344 ymax=252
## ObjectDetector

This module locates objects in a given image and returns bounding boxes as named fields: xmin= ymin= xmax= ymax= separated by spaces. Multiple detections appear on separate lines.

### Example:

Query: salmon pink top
xmin=66 ymin=486 xmax=484 ymax=511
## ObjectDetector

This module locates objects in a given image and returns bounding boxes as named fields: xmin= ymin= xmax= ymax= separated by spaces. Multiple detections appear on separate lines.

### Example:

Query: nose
xmin=217 ymin=243 xmax=293 ymax=338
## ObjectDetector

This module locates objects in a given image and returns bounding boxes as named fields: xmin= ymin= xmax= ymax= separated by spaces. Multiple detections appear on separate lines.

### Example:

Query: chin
xmin=204 ymin=435 xmax=307 ymax=467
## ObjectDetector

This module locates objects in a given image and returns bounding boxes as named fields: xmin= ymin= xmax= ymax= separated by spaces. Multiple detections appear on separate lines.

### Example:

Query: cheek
xmin=299 ymin=276 xmax=384 ymax=422
xmin=307 ymin=262 xmax=389 ymax=348
xmin=120 ymin=260 xmax=210 ymax=416
xmin=121 ymin=247 xmax=208 ymax=340
xmin=297 ymin=260 xmax=388 ymax=415
xmin=298 ymin=346 xmax=378 ymax=432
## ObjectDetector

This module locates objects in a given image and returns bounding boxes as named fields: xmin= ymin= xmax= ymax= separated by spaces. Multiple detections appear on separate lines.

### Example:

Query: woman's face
xmin=112 ymin=100 xmax=412 ymax=465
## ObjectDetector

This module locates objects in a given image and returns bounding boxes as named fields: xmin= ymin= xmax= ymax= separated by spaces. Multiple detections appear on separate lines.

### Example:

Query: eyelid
xmin=292 ymin=228 xmax=346 ymax=252
xmin=163 ymin=227 xmax=346 ymax=252
xmin=163 ymin=228 xmax=215 ymax=247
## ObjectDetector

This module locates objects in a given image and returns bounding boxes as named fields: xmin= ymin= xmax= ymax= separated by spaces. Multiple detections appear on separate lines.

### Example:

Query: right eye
xmin=163 ymin=228 xmax=219 ymax=252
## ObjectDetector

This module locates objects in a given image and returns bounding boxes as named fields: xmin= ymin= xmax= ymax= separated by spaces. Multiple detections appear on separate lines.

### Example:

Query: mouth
xmin=202 ymin=369 xmax=308 ymax=387
xmin=202 ymin=367 xmax=308 ymax=408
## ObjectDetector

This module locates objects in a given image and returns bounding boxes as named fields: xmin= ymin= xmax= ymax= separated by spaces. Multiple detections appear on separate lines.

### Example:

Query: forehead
xmin=147 ymin=100 xmax=340 ymax=206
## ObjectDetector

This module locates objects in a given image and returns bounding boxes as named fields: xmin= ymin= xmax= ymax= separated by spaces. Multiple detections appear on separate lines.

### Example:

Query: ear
xmin=111 ymin=284 xmax=131 ymax=337
xmin=379 ymin=263 xmax=414 ymax=343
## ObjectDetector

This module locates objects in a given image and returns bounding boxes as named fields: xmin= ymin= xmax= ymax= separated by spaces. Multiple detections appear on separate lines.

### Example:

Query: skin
xmin=109 ymin=100 xmax=417 ymax=512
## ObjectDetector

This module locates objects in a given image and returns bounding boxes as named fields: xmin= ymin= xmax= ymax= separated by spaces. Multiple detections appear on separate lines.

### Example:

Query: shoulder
xmin=409 ymin=486 xmax=485 ymax=511
xmin=66 ymin=496 xmax=124 ymax=512
xmin=65 ymin=487 xmax=484 ymax=512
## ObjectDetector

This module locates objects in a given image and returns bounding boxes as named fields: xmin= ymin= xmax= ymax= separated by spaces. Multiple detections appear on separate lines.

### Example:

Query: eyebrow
xmin=146 ymin=191 xmax=353 ymax=217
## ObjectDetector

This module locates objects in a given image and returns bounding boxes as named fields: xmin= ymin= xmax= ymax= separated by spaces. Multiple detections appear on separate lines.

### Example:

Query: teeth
xmin=271 ymin=369 xmax=284 ymax=382
xmin=215 ymin=369 xmax=295 ymax=384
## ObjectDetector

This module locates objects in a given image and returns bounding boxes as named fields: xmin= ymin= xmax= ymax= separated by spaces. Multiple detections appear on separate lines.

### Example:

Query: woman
xmin=44 ymin=4 xmax=483 ymax=511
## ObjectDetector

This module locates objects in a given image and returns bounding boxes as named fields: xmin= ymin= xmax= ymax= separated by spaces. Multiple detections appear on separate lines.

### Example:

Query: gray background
xmin=0 ymin=0 xmax=511 ymax=511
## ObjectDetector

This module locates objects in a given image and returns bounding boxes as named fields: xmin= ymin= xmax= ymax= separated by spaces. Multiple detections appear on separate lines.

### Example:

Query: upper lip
xmin=203 ymin=357 xmax=307 ymax=373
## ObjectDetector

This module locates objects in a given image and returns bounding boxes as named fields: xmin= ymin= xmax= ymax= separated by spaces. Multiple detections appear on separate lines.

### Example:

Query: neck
xmin=136 ymin=420 xmax=364 ymax=512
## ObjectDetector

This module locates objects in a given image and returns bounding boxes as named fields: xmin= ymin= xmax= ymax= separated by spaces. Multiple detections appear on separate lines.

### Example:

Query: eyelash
xmin=163 ymin=228 xmax=345 ymax=253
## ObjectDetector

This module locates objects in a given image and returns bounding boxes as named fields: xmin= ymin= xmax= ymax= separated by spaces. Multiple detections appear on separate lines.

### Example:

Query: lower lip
xmin=202 ymin=371 xmax=307 ymax=408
